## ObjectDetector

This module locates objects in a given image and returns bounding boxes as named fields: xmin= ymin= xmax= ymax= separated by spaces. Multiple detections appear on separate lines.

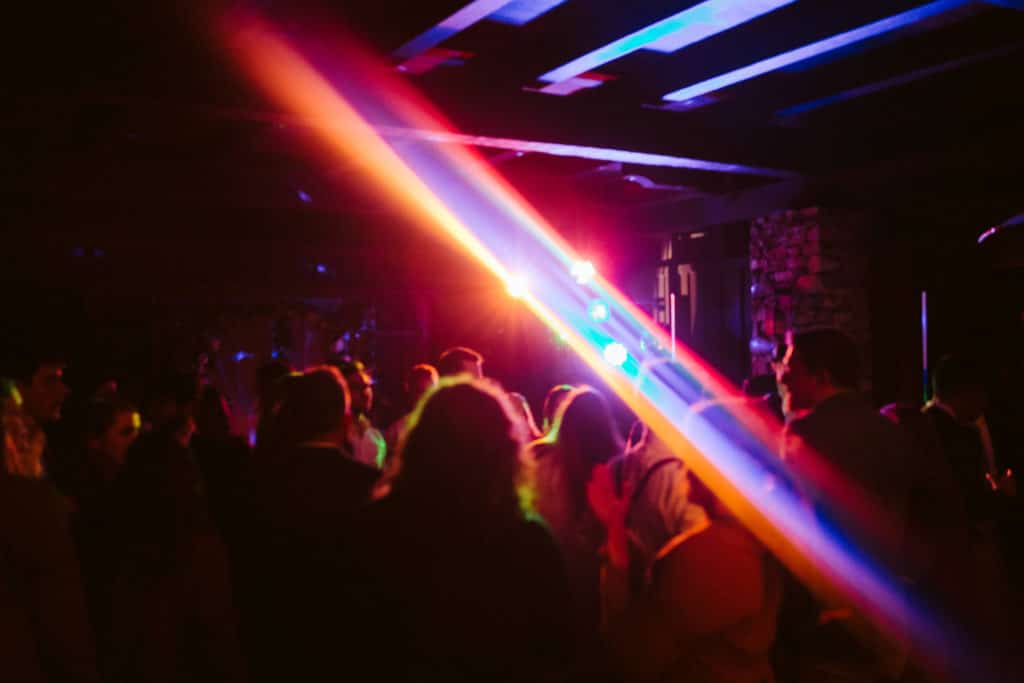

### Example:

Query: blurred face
xmin=776 ymin=345 xmax=822 ymax=414
xmin=91 ymin=410 xmax=141 ymax=467
xmin=346 ymin=370 xmax=374 ymax=416
xmin=20 ymin=363 xmax=70 ymax=424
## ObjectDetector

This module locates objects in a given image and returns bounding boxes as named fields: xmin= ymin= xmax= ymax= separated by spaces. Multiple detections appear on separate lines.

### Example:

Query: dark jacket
xmin=342 ymin=495 xmax=574 ymax=682
xmin=0 ymin=473 xmax=99 ymax=683
xmin=98 ymin=431 xmax=247 ymax=683
xmin=230 ymin=443 xmax=379 ymax=683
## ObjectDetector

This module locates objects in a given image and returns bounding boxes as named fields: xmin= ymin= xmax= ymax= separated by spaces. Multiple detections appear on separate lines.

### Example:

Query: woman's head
xmin=392 ymin=377 xmax=527 ymax=515
xmin=553 ymin=386 xmax=622 ymax=465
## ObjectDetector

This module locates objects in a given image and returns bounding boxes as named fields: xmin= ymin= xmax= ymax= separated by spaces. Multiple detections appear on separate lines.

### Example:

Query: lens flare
xmin=571 ymin=259 xmax=596 ymax=284
xmin=220 ymin=14 xmax=986 ymax=678
xmin=506 ymin=273 xmax=529 ymax=298
xmin=589 ymin=299 xmax=610 ymax=322
xmin=602 ymin=341 xmax=628 ymax=366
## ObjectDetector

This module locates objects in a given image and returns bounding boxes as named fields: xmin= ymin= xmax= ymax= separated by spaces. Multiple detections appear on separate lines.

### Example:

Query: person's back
xmin=231 ymin=367 xmax=378 ymax=683
xmin=349 ymin=496 xmax=570 ymax=681
xmin=0 ymin=378 xmax=99 ymax=683
xmin=0 ymin=473 xmax=99 ymax=683
xmin=613 ymin=517 xmax=781 ymax=683
xmin=101 ymin=425 xmax=247 ymax=683
xmin=344 ymin=378 xmax=572 ymax=682
xmin=787 ymin=393 xmax=911 ymax=532
xmin=775 ymin=331 xmax=910 ymax=682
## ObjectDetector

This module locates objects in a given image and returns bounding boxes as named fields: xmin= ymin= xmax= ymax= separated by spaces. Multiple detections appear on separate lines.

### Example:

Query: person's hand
xmin=587 ymin=464 xmax=631 ymax=569
xmin=587 ymin=463 xmax=627 ymax=529
xmin=986 ymin=469 xmax=1016 ymax=497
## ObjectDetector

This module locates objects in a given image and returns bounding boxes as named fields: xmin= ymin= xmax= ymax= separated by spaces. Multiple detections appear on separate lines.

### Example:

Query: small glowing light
xmin=689 ymin=232 xmax=706 ymax=239
xmin=506 ymin=273 xmax=529 ymax=298
xmin=571 ymin=260 xmax=597 ymax=284
xmin=603 ymin=342 xmax=628 ymax=367
xmin=297 ymin=189 xmax=312 ymax=203
xmin=316 ymin=263 xmax=327 ymax=273
xmin=234 ymin=351 xmax=253 ymax=362
xmin=589 ymin=300 xmax=610 ymax=322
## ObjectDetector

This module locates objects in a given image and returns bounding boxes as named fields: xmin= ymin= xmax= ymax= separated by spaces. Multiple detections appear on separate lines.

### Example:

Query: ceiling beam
xmin=377 ymin=126 xmax=799 ymax=178
xmin=660 ymin=0 xmax=971 ymax=105
xmin=534 ymin=0 xmax=796 ymax=94
xmin=774 ymin=42 xmax=1023 ymax=119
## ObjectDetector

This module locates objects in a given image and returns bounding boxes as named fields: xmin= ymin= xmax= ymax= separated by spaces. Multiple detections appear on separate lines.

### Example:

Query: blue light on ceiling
xmin=395 ymin=0 xmax=510 ymax=59
xmin=662 ymin=0 xmax=969 ymax=102
xmin=489 ymin=0 xmax=567 ymax=25
xmin=539 ymin=0 xmax=797 ymax=86
xmin=395 ymin=0 xmax=566 ymax=61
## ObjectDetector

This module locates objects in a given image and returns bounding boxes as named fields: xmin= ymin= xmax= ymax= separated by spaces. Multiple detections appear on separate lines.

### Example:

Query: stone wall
xmin=749 ymin=208 xmax=871 ymax=388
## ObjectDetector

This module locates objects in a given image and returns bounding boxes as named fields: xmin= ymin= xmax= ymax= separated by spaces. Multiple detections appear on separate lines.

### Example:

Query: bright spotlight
xmin=589 ymin=299 xmax=610 ymax=322
xmin=602 ymin=341 xmax=628 ymax=367
xmin=506 ymin=273 xmax=529 ymax=299
xmin=571 ymin=259 xmax=596 ymax=285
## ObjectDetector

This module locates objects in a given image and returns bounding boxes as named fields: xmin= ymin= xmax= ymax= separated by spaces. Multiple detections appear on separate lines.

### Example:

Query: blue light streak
xmin=539 ymin=0 xmax=796 ymax=85
xmin=662 ymin=0 xmax=969 ymax=102
xmin=395 ymin=0 xmax=510 ymax=59
xmin=489 ymin=0 xmax=567 ymax=25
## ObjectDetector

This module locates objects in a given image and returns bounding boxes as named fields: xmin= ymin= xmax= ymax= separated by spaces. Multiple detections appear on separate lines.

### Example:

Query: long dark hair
xmin=550 ymin=386 xmax=623 ymax=517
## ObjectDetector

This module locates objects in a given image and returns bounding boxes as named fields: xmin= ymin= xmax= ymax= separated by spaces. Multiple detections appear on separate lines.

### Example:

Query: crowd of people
xmin=1 ymin=330 xmax=1020 ymax=682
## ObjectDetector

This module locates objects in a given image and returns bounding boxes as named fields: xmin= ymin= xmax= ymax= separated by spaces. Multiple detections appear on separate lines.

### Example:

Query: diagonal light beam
xmin=222 ymin=13 xmax=987 ymax=679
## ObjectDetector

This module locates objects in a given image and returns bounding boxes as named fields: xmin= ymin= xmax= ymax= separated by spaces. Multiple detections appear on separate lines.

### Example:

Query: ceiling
xmin=3 ymin=0 xmax=1023 ymax=246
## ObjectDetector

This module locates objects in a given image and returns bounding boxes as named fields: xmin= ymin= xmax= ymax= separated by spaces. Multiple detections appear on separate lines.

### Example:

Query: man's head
xmin=404 ymin=363 xmax=439 ymax=407
xmin=932 ymin=354 xmax=987 ymax=422
xmin=85 ymin=397 xmax=141 ymax=469
xmin=2 ymin=343 xmax=70 ymax=426
xmin=437 ymin=347 xmax=484 ymax=379
xmin=776 ymin=329 xmax=860 ymax=414
xmin=145 ymin=372 xmax=201 ymax=447
xmin=338 ymin=360 xmax=374 ymax=418
xmin=276 ymin=366 xmax=351 ymax=445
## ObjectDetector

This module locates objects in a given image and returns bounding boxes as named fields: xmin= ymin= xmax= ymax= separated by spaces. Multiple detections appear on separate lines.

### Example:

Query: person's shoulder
xmin=0 ymin=474 xmax=64 ymax=512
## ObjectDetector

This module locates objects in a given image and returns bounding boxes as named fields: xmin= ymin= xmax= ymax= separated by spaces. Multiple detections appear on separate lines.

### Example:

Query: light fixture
xmin=589 ymin=300 xmax=610 ymax=322
xmin=571 ymin=259 xmax=597 ymax=284
xmin=662 ymin=0 xmax=968 ymax=103
xmin=603 ymin=342 xmax=629 ymax=367
xmin=539 ymin=0 xmax=796 ymax=88
xmin=506 ymin=273 xmax=529 ymax=298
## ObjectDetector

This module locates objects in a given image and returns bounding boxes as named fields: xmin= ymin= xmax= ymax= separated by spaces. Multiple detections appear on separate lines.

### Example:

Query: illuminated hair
xmin=436 ymin=347 xmax=483 ymax=377
xmin=389 ymin=376 xmax=530 ymax=518
xmin=550 ymin=386 xmax=624 ymax=516
xmin=404 ymin=363 xmax=439 ymax=388
xmin=1 ymin=378 xmax=43 ymax=479
xmin=541 ymin=384 xmax=574 ymax=433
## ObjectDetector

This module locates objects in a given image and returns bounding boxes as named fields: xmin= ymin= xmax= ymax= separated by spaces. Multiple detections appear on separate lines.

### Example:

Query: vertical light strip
xmin=662 ymin=0 xmax=969 ymax=102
